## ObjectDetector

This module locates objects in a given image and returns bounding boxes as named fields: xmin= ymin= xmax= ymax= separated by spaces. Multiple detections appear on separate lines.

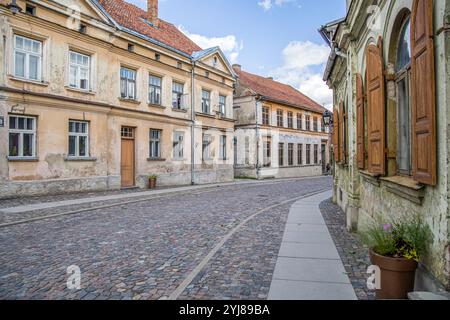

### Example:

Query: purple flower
xmin=383 ymin=224 xmax=392 ymax=233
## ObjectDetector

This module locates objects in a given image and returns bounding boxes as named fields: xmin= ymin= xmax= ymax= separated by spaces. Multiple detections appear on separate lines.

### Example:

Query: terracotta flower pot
xmin=369 ymin=249 xmax=418 ymax=300
xmin=149 ymin=178 xmax=157 ymax=189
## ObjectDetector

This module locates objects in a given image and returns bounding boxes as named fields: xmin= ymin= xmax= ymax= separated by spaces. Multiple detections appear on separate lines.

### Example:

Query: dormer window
xmin=25 ymin=4 xmax=36 ymax=16
xmin=213 ymin=56 xmax=218 ymax=67
xmin=155 ymin=53 xmax=161 ymax=61
xmin=128 ymin=44 xmax=134 ymax=52
xmin=79 ymin=24 xmax=87 ymax=34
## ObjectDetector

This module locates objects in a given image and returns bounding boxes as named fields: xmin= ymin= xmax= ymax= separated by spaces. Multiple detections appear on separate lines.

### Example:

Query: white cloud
xmin=258 ymin=0 xmax=297 ymax=11
xmin=270 ymin=41 xmax=333 ymax=109
xmin=178 ymin=26 xmax=243 ymax=64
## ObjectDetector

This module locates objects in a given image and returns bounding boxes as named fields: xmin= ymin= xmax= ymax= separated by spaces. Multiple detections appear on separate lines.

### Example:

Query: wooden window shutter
xmin=356 ymin=73 xmax=365 ymax=169
xmin=333 ymin=109 xmax=340 ymax=163
xmin=411 ymin=0 xmax=436 ymax=186
xmin=339 ymin=102 xmax=345 ymax=164
xmin=366 ymin=38 xmax=386 ymax=175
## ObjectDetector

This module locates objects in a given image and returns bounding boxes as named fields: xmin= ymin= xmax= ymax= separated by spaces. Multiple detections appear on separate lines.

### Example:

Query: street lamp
xmin=7 ymin=0 xmax=22 ymax=14
xmin=322 ymin=110 xmax=333 ymax=130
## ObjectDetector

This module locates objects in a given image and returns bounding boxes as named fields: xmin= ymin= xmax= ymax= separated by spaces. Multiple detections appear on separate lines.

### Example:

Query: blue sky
xmin=128 ymin=0 xmax=346 ymax=108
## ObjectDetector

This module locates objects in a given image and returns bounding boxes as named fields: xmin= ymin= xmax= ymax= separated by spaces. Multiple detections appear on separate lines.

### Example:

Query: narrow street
xmin=0 ymin=177 xmax=335 ymax=300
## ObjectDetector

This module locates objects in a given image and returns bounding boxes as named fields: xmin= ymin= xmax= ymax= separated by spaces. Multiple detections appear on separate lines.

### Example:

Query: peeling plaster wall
xmin=328 ymin=0 xmax=450 ymax=290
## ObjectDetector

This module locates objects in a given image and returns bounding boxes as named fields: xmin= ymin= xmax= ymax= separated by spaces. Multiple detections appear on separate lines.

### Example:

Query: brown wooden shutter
xmin=339 ymin=102 xmax=345 ymax=164
xmin=411 ymin=0 xmax=436 ymax=185
xmin=356 ymin=74 xmax=365 ymax=169
xmin=333 ymin=109 xmax=340 ymax=163
xmin=366 ymin=38 xmax=386 ymax=175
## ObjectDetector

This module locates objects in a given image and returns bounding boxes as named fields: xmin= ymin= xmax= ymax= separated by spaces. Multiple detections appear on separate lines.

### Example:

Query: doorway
xmin=121 ymin=127 xmax=135 ymax=188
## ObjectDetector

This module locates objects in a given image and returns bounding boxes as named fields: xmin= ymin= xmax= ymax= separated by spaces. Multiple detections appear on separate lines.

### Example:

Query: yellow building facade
xmin=0 ymin=0 xmax=236 ymax=198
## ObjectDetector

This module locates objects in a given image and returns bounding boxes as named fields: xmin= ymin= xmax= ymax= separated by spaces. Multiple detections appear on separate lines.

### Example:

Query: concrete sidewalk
xmin=268 ymin=191 xmax=357 ymax=300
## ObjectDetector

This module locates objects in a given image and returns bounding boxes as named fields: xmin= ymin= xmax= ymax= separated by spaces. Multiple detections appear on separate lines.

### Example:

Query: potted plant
xmin=148 ymin=174 xmax=158 ymax=189
xmin=361 ymin=215 xmax=432 ymax=300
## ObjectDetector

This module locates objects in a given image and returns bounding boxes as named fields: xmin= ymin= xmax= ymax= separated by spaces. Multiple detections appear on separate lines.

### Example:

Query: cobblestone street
xmin=0 ymin=177 xmax=332 ymax=300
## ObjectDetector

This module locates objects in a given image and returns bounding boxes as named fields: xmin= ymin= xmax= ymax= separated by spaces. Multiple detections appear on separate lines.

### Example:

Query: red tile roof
xmin=96 ymin=0 xmax=202 ymax=56
xmin=233 ymin=66 xmax=327 ymax=114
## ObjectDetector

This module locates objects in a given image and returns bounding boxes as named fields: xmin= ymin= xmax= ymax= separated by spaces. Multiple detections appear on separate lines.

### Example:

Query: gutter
xmin=255 ymin=95 xmax=263 ymax=179
xmin=190 ymin=61 xmax=196 ymax=185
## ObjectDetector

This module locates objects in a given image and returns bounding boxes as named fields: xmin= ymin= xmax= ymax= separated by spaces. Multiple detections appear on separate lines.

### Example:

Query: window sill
xmin=147 ymin=158 xmax=166 ymax=162
xmin=148 ymin=103 xmax=166 ymax=109
xmin=65 ymin=86 xmax=96 ymax=95
xmin=7 ymin=156 xmax=39 ymax=162
xmin=119 ymin=98 xmax=141 ymax=104
xmin=172 ymin=108 xmax=188 ymax=113
xmin=9 ymin=76 xmax=49 ymax=87
xmin=359 ymin=170 xmax=381 ymax=187
xmin=380 ymin=176 xmax=425 ymax=205
xmin=196 ymin=112 xmax=215 ymax=119
xmin=173 ymin=158 xmax=186 ymax=162
xmin=64 ymin=156 xmax=97 ymax=162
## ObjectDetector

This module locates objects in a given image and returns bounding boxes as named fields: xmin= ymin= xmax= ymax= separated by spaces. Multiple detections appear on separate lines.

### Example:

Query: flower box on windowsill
xmin=7 ymin=156 xmax=39 ymax=162
xmin=64 ymin=156 xmax=97 ymax=162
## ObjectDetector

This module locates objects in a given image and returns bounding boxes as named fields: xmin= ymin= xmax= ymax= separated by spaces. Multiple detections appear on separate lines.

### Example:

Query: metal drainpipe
xmin=190 ymin=61 xmax=196 ymax=185
xmin=255 ymin=95 xmax=262 ymax=179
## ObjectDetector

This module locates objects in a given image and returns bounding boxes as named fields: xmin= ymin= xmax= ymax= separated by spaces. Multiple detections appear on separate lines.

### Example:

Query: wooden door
xmin=121 ymin=127 xmax=135 ymax=188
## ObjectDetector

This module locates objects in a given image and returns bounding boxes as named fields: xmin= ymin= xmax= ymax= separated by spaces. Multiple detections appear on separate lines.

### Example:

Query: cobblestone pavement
xmin=0 ymin=177 xmax=331 ymax=300
xmin=319 ymin=199 xmax=375 ymax=300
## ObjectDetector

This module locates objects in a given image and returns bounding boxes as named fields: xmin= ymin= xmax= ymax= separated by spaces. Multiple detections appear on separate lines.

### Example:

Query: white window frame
xmin=202 ymin=134 xmax=212 ymax=161
xmin=149 ymin=74 xmax=162 ymax=105
xmin=13 ymin=35 xmax=42 ymax=81
xmin=201 ymin=90 xmax=211 ymax=114
xmin=219 ymin=135 xmax=227 ymax=160
xmin=173 ymin=131 xmax=184 ymax=160
xmin=172 ymin=82 xmax=185 ymax=109
xmin=149 ymin=129 xmax=162 ymax=158
xmin=69 ymin=51 xmax=90 ymax=90
xmin=219 ymin=95 xmax=226 ymax=116
xmin=120 ymin=67 xmax=137 ymax=100
xmin=8 ymin=115 xmax=37 ymax=158
xmin=68 ymin=120 xmax=89 ymax=158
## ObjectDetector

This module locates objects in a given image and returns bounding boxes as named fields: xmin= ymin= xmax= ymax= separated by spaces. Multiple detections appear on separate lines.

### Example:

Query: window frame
xmin=287 ymin=112 xmax=294 ymax=129
xmin=68 ymin=120 xmax=90 ymax=158
xmin=262 ymin=107 xmax=270 ymax=125
xmin=219 ymin=135 xmax=227 ymax=160
xmin=306 ymin=144 xmax=311 ymax=165
xmin=297 ymin=143 xmax=303 ymax=165
xmin=120 ymin=66 xmax=137 ymax=100
xmin=149 ymin=129 xmax=162 ymax=159
xmin=173 ymin=131 xmax=184 ymax=160
xmin=202 ymin=133 xmax=212 ymax=161
xmin=201 ymin=90 xmax=211 ymax=114
xmin=69 ymin=50 xmax=91 ymax=91
xmin=172 ymin=82 xmax=185 ymax=109
xmin=263 ymin=139 xmax=271 ymax=167
xmin=219 ymin=95 xmax=226 ymax=116
xmin=314 ymin=144 xmax=319 ymax=164
xmin=288 ymin=143 xmax=294 ymax=166
xmin=8 ymin=115 xmax=37 ymax=158
xmin=13 ymin=34 xmax=42 ymax=81
xmin=278 ymin=142 xmax=284 ymax=167
xmin=296 ymin=113 xmax=302 ymax=130
xmin=149 ymin=74 xmax=162 ymax=105
xmin=305 ymin=115 xmax=311 ymax=131
xmin=277 ymin=109 xmax=284 ymax=127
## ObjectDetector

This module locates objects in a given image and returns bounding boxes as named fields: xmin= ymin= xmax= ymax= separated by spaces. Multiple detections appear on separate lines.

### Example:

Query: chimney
xmin=147 ymin=0 xmax=159 ymax=27
xmin=232 ymin=64 xmax=241 ymax=71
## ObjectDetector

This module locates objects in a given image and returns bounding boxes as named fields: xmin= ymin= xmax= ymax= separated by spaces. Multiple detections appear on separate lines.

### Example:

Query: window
xmin=8 ymin=116 xmax=36 ymax=158
xmin=68 ymin=120 xmax=89 ymax=157
xmin=202 ymin=90 xmax=210 ymax=114
xmin=306 ymin=144 xmax=311 ymax=164
xmin=314 ymin=144 xmax=319 ymax=164
xmin=79 ymin=24 xmax=87 ymax=34
xmin=121 ymin=127 xmax=134 ymax=138
xmin=245 ymin=136 xmax=250 ymax=165
xmin=263 ymin=139 xmax=271 ymax=167
xmin=149 ymin=129 xmax=162 ymax=158
xmin=25 ymin=5 xmax=36 ymax=15
xmin=173 ymin=132 xmax=184 ymax=160
xmin=262 ymin=107 xmax=270 ymax=125
xmin=297 ymin=113 xmax=302 ymax=130
xmin=14 ymin=35 xmax=42 ymax=81
xmin=219 ymin=135 xmax=227 ymax=160
xmin=313 ymin=117 xmax=318 ymax=131
xmin=305 ymin=115 xmax=311 ymax=131
xmin=69 ymin=51 xmax=90 ymax=90
xmin=155 ymin=53 xmax=161 ymax=61
xmin=277 ymin=110 xmax=284 ymax=127
xmin=288 ymin=143 xmax=294 ymax=166
xmin=127 ymin=44 xmax=134 ymax=52
xmin=321 ymin=118 xmax=326 ymax=132
xmin=120 ymin=67 xmax=136 ymax=99
xmin=287 ymin=112 xmax=293 ymax=128
xmin=278 ymin=143 xmax=284 ymax=167
xmin=297 ymin=144 xmax=303 ymax=165
xmin=177 ymin=62 xmax=182 ymax=69
xmin=202 ymin=134 xmax=212 ymax=161
xmin=219 ymin=95 xmax=226 ymax=116
xmin=149 ymin=75 xmax=162 ymax=105
xmin=396 ymin=16 xmax=412 ymax=176
xmin=172 ymin=82 xmax=184 ymax=109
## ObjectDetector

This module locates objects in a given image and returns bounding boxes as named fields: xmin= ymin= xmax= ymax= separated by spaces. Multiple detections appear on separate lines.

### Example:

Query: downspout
xmin=190 ymin=61 xmax=196 ymax=185
xmin=255 ymin=95 xmax=262 ymax=179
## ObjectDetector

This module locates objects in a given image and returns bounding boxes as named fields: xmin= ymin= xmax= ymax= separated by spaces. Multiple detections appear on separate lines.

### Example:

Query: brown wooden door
xmin=121 ymin=127 xmax=135 ymax=188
